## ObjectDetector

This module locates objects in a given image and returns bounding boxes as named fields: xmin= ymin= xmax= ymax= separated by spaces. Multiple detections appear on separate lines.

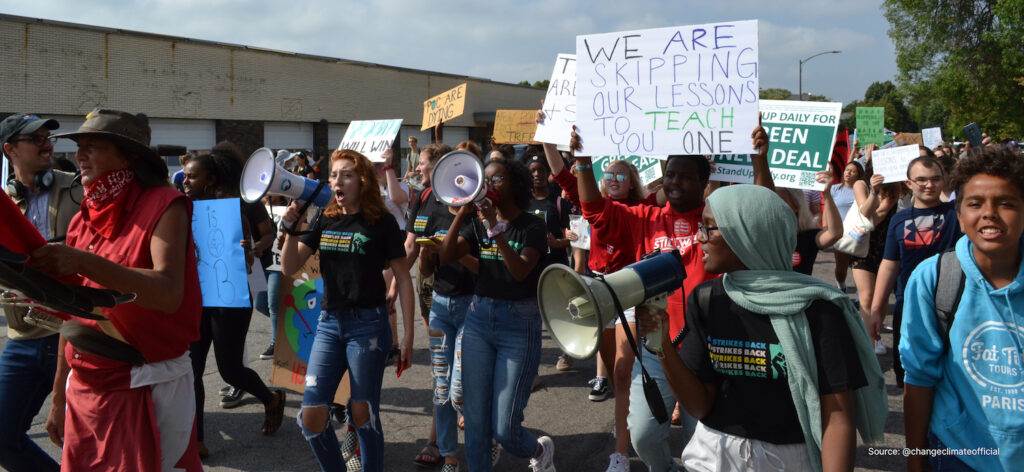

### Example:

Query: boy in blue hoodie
xmin=900 ymin=145 xmax=1024 ymax=471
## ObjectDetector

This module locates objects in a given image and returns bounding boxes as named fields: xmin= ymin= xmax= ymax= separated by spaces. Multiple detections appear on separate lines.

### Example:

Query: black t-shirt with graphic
xmin=525 ymin=193 xmax=571 ymax=269
xmin=406 ymin=189 xmax=476 ymax=297
xmin=680 ymin=278 xmax=867 ymax=444
xmin=459 ymin=211 xmax=547 ymax=300
xmin=300 ymin=211 xmax=405 ymax=310
xmin=792 ymin=229 xmax=820 ymax=275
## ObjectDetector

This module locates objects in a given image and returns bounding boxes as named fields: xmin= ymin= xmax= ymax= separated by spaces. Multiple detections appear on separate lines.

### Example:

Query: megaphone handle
xmin=593 ymin=275 xmax=670 ymax=424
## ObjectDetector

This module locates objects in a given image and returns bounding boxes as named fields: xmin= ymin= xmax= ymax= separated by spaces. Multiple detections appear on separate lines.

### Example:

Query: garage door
xmin=150 ymin=118 xmax=216 ymax=153
xmin=264 ymin=122 xmax=314 ymax=150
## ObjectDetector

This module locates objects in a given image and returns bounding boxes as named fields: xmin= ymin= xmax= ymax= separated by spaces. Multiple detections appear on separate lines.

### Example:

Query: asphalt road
xmin=8 ymin=248 xmax=909 ymax=471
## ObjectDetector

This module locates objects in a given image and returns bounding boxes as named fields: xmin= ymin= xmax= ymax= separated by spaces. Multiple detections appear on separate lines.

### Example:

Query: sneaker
xmin=218 ymin=385 xmax=232 ymax=396
xmin=555 ymin=354 xmax=573 ymax=371
xmin=874 ymin=340 xmax=888 ymax=355
xmin=588 ymin=377 xmax=609 ymax=402
xmin=491 ymin=439 xmax=501 ymax=468
xmin=259 ymin=344 xmax=275 ymax=360
xmin=605 ymin=452 xmax=628 ymax=472
xmin=219 ymin=387 xmax=246 ymax=409
xmin=529 ymin=436 xmax=555 ymax=472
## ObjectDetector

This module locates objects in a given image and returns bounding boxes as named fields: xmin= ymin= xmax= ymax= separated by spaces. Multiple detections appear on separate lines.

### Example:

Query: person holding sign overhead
xmin=29 ymin=109 xmax=203 ymax=471
xmin=181 ymin=147 xmax=286 ymax=458
xmin=281 ymin=149 xmax=415 ymax=472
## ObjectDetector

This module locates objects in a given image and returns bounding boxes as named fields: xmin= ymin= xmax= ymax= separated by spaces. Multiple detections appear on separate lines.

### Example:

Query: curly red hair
xmin=322 ymin=149 xmax=386 ymax=224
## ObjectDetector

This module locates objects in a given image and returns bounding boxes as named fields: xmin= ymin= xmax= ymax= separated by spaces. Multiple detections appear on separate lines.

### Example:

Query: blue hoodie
xmin=900 ymin=235 xmax=1024 ymax=471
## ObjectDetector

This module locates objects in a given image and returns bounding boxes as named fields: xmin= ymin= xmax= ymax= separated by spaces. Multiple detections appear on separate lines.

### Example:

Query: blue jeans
xmin=929 ymin=432 xmax=976 ymax=472
xmin=429 ymin=293 xmax=471 ymax=457
xmin=298 ymin=306 xmax=391 ymax=472
xmin=461 ymin=295 xmax=542 ymax=471
xmin=628 ymin=348 xmax=697 ymax=472
xmin=255 ymin=270 xmax=282 ymax=343
xmin=0 ymin=334 xmax=60 ymax=472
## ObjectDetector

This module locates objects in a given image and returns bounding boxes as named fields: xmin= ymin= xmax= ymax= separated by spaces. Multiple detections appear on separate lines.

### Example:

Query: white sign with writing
xmin=337 ymin=119 xmax=403 ymax=162
xmin=535 ymin=54 xmax=577 ymax=146
xmin=575 ymin=20 xmax=759 ymax=156
xmin=922 ymin=127 xmax=943 ymax=148
xmin=872 ymin=144 xmax=920 ymax=183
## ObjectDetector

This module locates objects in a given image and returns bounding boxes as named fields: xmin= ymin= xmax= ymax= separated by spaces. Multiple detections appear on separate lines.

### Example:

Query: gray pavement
xmin=6 ymin=249 xmax=908 ymax=471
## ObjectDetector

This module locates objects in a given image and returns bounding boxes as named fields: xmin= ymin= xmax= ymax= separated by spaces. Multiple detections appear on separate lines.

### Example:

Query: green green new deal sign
xmin=710 ymin=100 xmax=842 ymax=190
xmin=592 ymin=155 xmax=665 ymax=189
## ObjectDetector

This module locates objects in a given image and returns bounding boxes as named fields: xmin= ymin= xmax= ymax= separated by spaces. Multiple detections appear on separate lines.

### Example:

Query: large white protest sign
xmin=535 ymin=54 xmax=577 ymax=146
xmin=922 ymin=127 xmax=943 ymax=148
xmin=710 ymin=100 xmax=841 ymax=190
xmin=575 ymin=20 xmax=759 ymax=156
xmin=568 ymin=215 xmax=591 ymax=250
xmin=337 ymin=119 xmax=403 ymax=162
xmin=872 ymin=144 xmax=919 ymax=183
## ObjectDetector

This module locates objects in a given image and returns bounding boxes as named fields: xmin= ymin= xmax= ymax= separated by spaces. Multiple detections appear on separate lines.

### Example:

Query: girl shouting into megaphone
xmin=439 ymin=156 xmax=557 ymax=472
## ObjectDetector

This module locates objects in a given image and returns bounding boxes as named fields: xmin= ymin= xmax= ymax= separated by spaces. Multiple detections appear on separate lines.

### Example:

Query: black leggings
xmin=190 ymin=306 xmax=273 ymax=441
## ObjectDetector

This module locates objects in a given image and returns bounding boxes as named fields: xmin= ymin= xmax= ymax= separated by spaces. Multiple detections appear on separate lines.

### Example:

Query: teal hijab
xmin=706 ymin=185 xmax=886 ymax=471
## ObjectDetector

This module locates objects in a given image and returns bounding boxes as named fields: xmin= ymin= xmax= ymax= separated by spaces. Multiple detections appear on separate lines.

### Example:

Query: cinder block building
xmin=0 ymin=13 xmax=545 ymax=174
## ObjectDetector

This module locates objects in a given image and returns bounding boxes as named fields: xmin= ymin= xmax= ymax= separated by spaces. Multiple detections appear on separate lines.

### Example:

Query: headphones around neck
xmin=6 ymin=169 xmax=54 ymax=199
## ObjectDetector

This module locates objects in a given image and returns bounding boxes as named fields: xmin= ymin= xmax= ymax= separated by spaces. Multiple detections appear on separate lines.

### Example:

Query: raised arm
xmin=381 ymin=149 xmax=409 ymax=208
xmin=279 ymin=201 xmax=316 ymax=276
xmin=816 ymin=168 xmax=843 ymax=249
xmin=750 ymin=117 xmax=774 ymax=191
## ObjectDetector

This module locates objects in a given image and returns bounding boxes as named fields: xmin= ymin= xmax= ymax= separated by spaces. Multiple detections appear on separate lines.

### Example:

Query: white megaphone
xmin=240 ymin=147 xmax=332 ymax=207
xmin=538 ymin=250 xmax=686 ymax=359
xmin=430 ymin=150 xmax=494 ymax=207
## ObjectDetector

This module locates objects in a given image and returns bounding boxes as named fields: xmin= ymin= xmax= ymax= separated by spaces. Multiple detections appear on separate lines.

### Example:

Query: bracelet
xmin=575 ymin=163 xmax=592 ymax=171
xmin=870 ymin=190 xmax=879 ymax=196
xmin=486 ymin=221 xmax=508 ymax=239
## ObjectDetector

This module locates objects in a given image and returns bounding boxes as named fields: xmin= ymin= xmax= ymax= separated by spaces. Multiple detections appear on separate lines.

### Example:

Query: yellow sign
xmin=421 ymin=83 xmax=467 ymax=130
xmin=493 ymin=110 xmax=541 ymax=144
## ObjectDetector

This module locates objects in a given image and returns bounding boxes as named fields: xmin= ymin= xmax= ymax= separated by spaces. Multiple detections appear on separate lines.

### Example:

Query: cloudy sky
xmin=1 ymin=0 xmax=898 ymax=104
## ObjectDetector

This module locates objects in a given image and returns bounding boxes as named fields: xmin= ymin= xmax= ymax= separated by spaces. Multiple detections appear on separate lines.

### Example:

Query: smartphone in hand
xmin=963 ymin=122 xmax=984 ymax=147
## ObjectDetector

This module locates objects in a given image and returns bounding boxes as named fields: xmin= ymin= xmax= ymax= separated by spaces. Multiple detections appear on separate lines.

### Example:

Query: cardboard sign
xmin=421 ymin=83 xmax=467 ymax=130
xmin=856 ymin=107 xmax=885 ymax=146
xmin=575 ymin=20 xmax=760 ymax=156
xmin=568 ymin=214 xmax=591 ymax=250
xmin=872 ymin=144 xmax=920 ymax=183
xmin=922 ymin=127 xmax=943 ymax=148
xmin=535 ymin=54 xmax=577 ymax=146
xmin=192 ymin=199 xmax=250 ymax=308
xmin=269 ymin=251 xmax=350 ymax=404
xmin=592 ymin=155 xmax=665 ymax=188
xmin=893 ymin=132 xmax=923 ymax=147
xmin=337 ymin=119 xmax=403 ymax=162
xmin=494 ymin=110 xmax=540 ymax=144
xmin=709 ymin=100 xmax=841 ymax=190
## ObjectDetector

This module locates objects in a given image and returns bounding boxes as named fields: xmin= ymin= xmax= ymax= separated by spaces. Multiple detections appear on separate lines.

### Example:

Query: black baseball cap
xmin=0 ymin=113 xmax=60 ymax=144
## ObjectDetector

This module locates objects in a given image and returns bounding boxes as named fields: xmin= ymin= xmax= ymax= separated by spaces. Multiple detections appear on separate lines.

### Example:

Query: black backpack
xmin=933 ymin=248 xmax=966 ymax=352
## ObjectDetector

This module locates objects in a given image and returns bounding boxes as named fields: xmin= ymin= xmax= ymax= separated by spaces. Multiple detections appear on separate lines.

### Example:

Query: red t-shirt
xmin=65 ymin=184 xmax=201 ymax=386
xmin=581 ymin=198 xmax=718 ymax=339
xmin=553 ymin=166 xmax=658 ymax=273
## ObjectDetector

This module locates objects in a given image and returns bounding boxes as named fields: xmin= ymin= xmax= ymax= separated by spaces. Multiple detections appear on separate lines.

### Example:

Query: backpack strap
xmin=671 ymin=280 xmax=713 ymax=348
xmin=933 ymin=248 xmax=965 ymax=353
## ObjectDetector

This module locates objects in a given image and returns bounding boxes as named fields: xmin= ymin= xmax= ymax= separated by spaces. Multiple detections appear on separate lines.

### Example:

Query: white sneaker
xmin=605 ymin=452 xmax=628 ymax=472
xmin=874 ymin=340 xmax=887 ymax=355
xmin=529 ymin=436 xmax=556 ymax=472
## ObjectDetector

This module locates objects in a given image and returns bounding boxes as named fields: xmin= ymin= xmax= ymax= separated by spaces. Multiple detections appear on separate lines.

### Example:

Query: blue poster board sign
xmin=192 ymin=198 xmax=250 ymax=307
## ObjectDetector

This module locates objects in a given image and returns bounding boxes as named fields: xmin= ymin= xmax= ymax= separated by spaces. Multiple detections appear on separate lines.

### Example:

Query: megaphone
xmin=240 ymin=147 xmax=332 ymax=207
xmin=431 ymin=150 xmax=495 ymax=207
xmin=538 ymin=250 xmax=685 ymax=359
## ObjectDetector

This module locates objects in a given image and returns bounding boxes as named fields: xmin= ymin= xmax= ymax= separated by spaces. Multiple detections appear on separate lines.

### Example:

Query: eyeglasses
xmin=487 ymin=175 xmax=505 ymax=184
xmin=697 ymin=222 xmax=720 ymax=240
xmin=602 ymin=172 xmax=627 ymax=182
xmin=910 ymin=176 xmax=943 ymax=186
xmin=9 ymin=134 xmax=57 ymax=146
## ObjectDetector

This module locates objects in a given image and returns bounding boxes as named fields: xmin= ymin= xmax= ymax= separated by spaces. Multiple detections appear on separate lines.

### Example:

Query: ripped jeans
xmin=428 ymin=293 xmax=470 ymax=458
xmin=298 ymin=307 xmax=391 ymax=472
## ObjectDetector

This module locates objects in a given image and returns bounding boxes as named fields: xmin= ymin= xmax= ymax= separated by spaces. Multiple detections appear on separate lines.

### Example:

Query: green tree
xmin=759 ymin=88 xmax=793 ymax=100
xmin=518 ymin=80 xmax=550 ymax=89
xmin=884 ymin=0 xmax=1024 ymax=140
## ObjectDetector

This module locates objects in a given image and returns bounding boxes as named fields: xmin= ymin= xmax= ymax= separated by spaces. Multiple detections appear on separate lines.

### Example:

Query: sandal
xmin=413 ymin=442 xmax=441 ymax=468
xmin=262 ymin=390 xmax=286 ymax=435
xmin=670 ymin=402 xmax=682 ymax=426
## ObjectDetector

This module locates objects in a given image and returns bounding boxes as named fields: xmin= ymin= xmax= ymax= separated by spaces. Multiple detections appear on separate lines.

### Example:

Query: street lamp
xmin=799 ymin=50 xmax=841 ymax=100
